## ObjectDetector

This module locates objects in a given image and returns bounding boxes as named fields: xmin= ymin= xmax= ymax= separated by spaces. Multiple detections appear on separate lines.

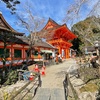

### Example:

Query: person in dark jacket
xmin=90 ymin=53 xmax=98 ymax=68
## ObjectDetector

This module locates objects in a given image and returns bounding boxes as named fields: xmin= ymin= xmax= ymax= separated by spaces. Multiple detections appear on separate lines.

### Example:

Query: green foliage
xmin=96 ymin=80 xmax=100 ymax=93
xmin=4 ymin=70 xmax=18 ymax=85
xmin=71 ymin=16 xmax=100 ymax=52
xmin=92 ymin=28 xmax=100 ymax=33
xmin=2 ymin=0 xmax=20 ymax=14
xmin=78 ymin=67 xmax=99 ymax=83
xmin=0 ymin=49 xmax=10 ymax=58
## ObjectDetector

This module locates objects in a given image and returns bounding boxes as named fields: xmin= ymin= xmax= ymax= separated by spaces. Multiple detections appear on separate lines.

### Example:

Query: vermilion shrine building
xmin=38 ymin=18 xmax=77 ymax=59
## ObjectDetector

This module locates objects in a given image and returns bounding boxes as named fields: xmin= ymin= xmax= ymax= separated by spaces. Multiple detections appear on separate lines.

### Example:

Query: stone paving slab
xmin=33 ymin=88 xmax=65 ymax=100
xmin=34 ymin=95 xmax=50 ymax=100
xmin=50 ymin=88 xmax=65 ymax=100
xmin=33 ymin=88 xmax=50 ymax=100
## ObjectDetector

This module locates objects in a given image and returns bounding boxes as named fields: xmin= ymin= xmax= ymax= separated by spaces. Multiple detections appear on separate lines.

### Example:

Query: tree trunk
xmin=2 ymin=41 xmax=7 ymax=78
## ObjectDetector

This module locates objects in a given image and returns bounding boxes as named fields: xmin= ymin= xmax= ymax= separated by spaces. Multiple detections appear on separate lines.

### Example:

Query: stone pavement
xmin=33 ymin=88 xmax=65 ymax=100
xmin=33 ymin=58 xmax=81 ymax=100
xmin=33 ymin=58 xmax=96 ymax=100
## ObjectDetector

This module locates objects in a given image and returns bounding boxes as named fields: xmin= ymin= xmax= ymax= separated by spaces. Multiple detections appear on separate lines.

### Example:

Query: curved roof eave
xmin=0 ymin=13 xmax=24 ymax=36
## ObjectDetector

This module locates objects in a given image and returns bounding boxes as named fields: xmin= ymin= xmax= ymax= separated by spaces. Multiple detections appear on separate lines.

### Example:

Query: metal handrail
xmin=63 ymin=73 xmax=68 ymax=100
xmin=63 ymin=72 xmax=79 ymax=100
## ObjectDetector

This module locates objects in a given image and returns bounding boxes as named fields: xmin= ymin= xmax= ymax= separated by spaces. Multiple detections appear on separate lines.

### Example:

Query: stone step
xmin=33 ymin=88 xmax=50 ymax=100
xmin=50 ymin=88 xmax=65 ymax=100
xmin=33 ymin=88 xmax=65 ymax=100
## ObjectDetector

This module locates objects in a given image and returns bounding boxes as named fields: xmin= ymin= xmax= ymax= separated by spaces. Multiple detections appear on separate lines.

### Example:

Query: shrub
xmin=4 ymin=70 xmax=18 ymax=85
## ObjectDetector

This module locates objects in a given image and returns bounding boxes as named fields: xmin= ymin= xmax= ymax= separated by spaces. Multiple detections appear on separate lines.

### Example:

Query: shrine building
xmin=0 ymin=13 xmax=55 ymax=68
xmin=38 ymin=18 xmax=77 ymax=59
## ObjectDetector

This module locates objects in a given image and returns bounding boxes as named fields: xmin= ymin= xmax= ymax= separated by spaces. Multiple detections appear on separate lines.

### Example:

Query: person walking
xmin=55 ymin=53 xmax=59 ymax=64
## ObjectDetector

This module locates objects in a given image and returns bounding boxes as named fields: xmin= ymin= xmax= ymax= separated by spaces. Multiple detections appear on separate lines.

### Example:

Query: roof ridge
xmin=49 ymin=18 xmax=60 ymax=26
xmin=42 ymin=18 xmax=61 ymax=30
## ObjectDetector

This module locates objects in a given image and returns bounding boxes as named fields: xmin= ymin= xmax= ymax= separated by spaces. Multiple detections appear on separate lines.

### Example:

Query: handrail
xmin=63 ymin=73 xmax=68 ymax=100
xmin=63 ymin=72 xmax=79 ymax=100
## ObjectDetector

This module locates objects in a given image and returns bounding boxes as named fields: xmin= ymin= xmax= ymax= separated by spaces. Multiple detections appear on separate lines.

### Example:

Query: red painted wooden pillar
xmin=67 ymin=49 xmax=70 ymax=58
xmin=66 ymin=49 xmax=69 ymax=58
xmin=11 ymin=44 xmax=14 ymax=60
xmin=66 ymin=49 xmax=68 ymax=58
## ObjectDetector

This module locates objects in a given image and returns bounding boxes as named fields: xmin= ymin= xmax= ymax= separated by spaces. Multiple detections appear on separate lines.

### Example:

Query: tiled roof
xmin=0 ymin=13 xmax=24 ymax=36
xmin=0 ymin=35 xmax=28 ymax=45
xmin=19 ymin=37 xmax=56 ymax=49
xmin=34 ymin=39 xmax=56 ymax=49
xmin=36 ymin=18 xmax=76 ymax=41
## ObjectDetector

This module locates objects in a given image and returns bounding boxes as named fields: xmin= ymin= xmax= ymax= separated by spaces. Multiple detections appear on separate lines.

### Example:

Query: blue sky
xmin=0 ymin=0 xmax=99 ymax=36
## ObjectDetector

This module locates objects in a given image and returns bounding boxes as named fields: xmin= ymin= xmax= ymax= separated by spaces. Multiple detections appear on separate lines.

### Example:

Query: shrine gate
xmin=39 ymin=18 xmax=77 ymax=59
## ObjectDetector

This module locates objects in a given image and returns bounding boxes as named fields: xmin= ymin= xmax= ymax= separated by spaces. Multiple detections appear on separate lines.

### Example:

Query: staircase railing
xmin=63 ymin=73 xmax=68 ymax=100
xmin=63 ymin=72 xmax=79 ymax=100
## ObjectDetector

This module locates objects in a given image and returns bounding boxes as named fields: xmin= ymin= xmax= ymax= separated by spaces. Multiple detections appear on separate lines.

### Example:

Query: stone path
xmin=33 ymin=58 xmax=80 ymax=100
xmin=33 ymin=88 xmax=65 ymax=100
xmin=41 ymin=58 xmax=79 ymax=88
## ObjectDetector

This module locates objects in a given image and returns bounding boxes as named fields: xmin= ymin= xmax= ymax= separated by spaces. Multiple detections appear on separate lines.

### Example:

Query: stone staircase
xmin=33 ymin=88 xmax=65 ymax=100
